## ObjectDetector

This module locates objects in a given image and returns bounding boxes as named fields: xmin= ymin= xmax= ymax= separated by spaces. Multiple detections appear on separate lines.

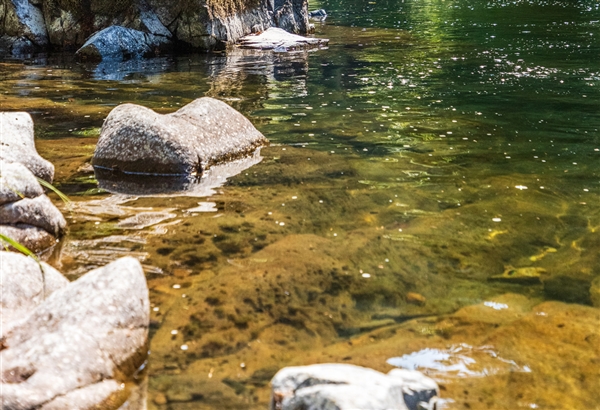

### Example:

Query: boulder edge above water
xmin=0 ymin=256 xmax=150 ymax=410
xmin=91 ymin=97 xmax=268 ymax=176
xmin=0 ymin=112 xmax=54 ymax=183
xmin=270 ymin=363 xmax=439 ymax=410
xmin=0 ymin=160 xmax=67 ymax=253
xmin=76 ymin=26 xmax=172 ymax=62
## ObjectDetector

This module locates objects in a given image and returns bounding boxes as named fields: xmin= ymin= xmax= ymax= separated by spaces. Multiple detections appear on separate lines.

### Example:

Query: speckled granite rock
xmin=91 ymin=97 xmax=268 ymax=176
xmin=0 ymin=257 xmax=149 ymax=410
xmin=0 ymin=160 xmax=66 ymax=253
xmin=0 ymin=161 xmax=44 ymax=205
xmin=0 ymin=195 xmax=67 ymax=238
xmin=76 ymin=25 xmax=171 ymax=61
xmin=0 ymin=251 xmax=68 ymax=335
xmin=270 ymin=363 xmax=439 ymax=410
xmin=0 ymin=112 xmax=54 ymax=182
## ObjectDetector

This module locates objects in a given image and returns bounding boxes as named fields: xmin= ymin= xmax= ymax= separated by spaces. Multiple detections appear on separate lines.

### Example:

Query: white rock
xmin=0 ymin=257 xmax=150 ymax=409
xmin=0 ymin=112 xmax=54 ymax=182
xmin=239 ymin=27 xmax=328 ymax=51
xmin=271 ymin=363 xmax=439 ymax=410
xmin=0 ymin=251 xmax=68 ymax=335
xmin=0 ymin=194 xmax=67 ymax=237
xmin=0 ymin=160 xmax=45 ymax=205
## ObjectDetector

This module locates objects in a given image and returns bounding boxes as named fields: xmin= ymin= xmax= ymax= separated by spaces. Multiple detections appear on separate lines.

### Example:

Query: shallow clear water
xmin=1 ymin=0 xmax=599 ymax=408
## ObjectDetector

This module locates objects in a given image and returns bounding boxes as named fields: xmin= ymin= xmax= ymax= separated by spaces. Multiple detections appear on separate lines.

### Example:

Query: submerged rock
xmin=488 ymin=265 xmax=547 ymax=284
xmin=270 ymin=363 xmax=439 ymax=410
xmin=76 ymin=26 xmax=171 ymax=61
xmin=239 ymin=27 xmax=328 ymax=51
xmin=0 ymin=112 xmax=54 ymax=182
xmin=309 ymin=9 xmax=328 ymax=21
xmin=91 ymin=97 xmax=268 ymax=176
xmin=0 ymin=257 xmax=149 ymax=409
xmin=591 ymin=276 xmax=600 ymax=308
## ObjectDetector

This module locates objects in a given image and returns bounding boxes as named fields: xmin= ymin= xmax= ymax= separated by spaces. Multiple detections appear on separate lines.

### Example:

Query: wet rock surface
xmin=239 ymin=27 xmax=328 ymax=51
xmin=91 ymin=97 xmax=268 ymax=176
xmin=76 ymin=26 xmax=171 ymax=61
xmin=0 ymin=112 xmax=54 ymax=182
xmin=0 ymin=257 xmax=149 ymax=410
xmin=271 ymin=364 xmax=438 ymax=410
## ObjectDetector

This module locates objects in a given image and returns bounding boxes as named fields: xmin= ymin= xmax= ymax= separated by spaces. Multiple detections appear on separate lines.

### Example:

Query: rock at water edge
xmin=0 ymin=257 xmax=150 ymax=409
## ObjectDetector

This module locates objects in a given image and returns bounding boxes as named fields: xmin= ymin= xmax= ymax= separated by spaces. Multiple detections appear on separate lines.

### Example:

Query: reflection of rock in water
xmin=82 ymin=57 xmax=174 ymax=82
xmin=205 ymin=48 xmax=310 ymax=104
xmin=95 ymin=150 xmax=263 ymax=197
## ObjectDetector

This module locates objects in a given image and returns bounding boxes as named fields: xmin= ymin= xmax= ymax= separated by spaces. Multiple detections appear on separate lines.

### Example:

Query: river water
xmin=1 ymin=0 xmax=599 ymax=409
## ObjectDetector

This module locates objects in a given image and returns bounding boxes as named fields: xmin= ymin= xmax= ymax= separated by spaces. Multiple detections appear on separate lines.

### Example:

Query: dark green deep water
xmin=1 ymin=0 xmax=599 ymax=409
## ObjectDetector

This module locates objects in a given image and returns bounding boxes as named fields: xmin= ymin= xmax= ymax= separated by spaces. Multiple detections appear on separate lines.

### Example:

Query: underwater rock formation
xmin=270 ymin=363 xmax=439 ymax=410
xmin=0 ymin=257 xmax=149 ymax=409
xmin=91 ymin=97 xmax=268 ymax=176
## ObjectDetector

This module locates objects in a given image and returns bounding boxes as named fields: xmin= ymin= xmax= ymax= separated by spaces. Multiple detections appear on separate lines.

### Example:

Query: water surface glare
xmin=2 ymin=0 xmax=599 ymax=409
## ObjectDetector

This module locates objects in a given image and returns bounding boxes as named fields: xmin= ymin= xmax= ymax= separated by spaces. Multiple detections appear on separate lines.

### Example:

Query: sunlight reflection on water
xmin=387 ymin=344 xmax=531 ymax=378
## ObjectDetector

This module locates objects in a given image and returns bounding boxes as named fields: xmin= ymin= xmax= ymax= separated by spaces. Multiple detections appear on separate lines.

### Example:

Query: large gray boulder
xmin=270 ymin=364 xmax=439 ymax=410
xmin=76 ymin=25 xmax=171 ymax=61
xmin=91 ymin=97 xmax=268 ymax=176
xmin=0 ymin=112 xmax=54 ymax=183
xmin=0 ymin=160 xmax=66 ymax=253
xmin=0 ymin=251 xmax=68 ymax=334
xmin=0 ymin=257 xmax=150 ymax=410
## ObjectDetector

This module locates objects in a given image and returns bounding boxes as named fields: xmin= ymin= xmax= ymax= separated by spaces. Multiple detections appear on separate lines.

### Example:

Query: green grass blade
xmin=0 ymin=233 xmax=39 ymax=261
xmin=36 ymin=178 xmax=71 ymax=205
